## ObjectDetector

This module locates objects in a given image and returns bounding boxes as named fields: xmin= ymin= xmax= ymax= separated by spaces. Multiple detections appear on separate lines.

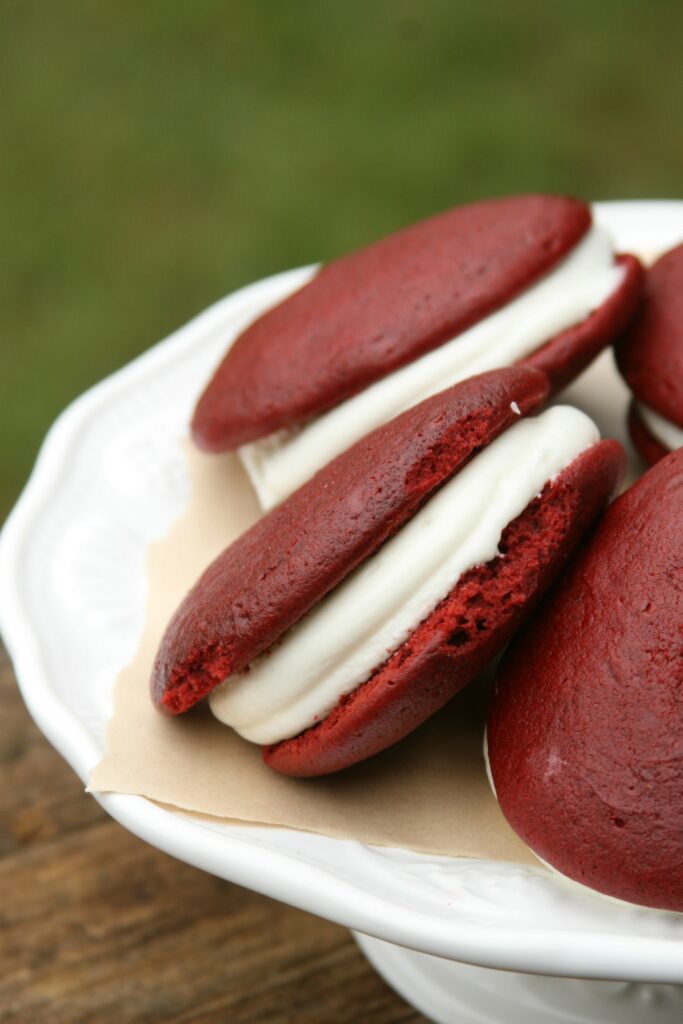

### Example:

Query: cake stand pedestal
xmin=354 ymin=932 xmax=683 ymax=1024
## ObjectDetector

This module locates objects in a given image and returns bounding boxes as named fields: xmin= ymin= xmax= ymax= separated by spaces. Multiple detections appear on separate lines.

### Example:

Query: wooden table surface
xmin=0 ymin=643 xmax=428 ymax=1023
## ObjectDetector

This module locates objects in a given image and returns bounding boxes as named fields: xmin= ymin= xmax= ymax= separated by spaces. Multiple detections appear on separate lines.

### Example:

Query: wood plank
xmin=0 ymin=645 xmax=427 ymax=1023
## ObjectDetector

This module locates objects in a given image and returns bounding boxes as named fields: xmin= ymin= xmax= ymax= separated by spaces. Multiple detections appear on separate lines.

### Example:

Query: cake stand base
xmin=353 ymin=932 xmax=683 ymax=1024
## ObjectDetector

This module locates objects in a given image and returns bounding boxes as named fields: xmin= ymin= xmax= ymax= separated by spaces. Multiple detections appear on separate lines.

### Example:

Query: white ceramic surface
xmin=1 ymin=202 xmax=682 ymax=987
xmin=354 ymin=932 xmax=683 ymax=1024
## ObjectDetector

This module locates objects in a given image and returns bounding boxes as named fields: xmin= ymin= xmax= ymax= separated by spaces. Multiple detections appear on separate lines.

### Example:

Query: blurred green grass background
xmin=1 ymin=0 xmax=682 ymax=520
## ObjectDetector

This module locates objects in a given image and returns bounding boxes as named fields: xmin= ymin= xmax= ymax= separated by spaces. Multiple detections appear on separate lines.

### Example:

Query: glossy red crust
xmin=487 ymin=450 xmax=683 ymax=911
xmin=521 ymin=254 xmax=642 ymax=392
xmin=264 ymin=440 xmax=624 ymax=777
xmin=627 ymin=401 xmax=671 ymax=466
xmin=192 ymin=195 xmax=590 ymax=451
xmin=615 ymin=243 xmax=683 ymax=429
xmin=152 ymin=368 xmax=548 ymax=713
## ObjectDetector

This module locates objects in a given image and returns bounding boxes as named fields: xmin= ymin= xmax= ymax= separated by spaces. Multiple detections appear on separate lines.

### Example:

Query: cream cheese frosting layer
xmin=239 ymin=225 xmax=623 ymax=510
xmin=635 ymin=401 xmax=683 ymax=452
xmin=210 ymin=406 xmax=599 ymax=745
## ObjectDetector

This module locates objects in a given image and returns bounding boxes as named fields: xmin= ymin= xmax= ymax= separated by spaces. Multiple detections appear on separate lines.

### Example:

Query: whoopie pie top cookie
xmin=616 ymin=242 xmax=683 ymax=464
xmin=192 ymin=194 xmax=641 ymax=508
xmin=153 ymin=367 xmax=624 ymax=776
xmin=487 ymin=449 xmax=683 ymax=911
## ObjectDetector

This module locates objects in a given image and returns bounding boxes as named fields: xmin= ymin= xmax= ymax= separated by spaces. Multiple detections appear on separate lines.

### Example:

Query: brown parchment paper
xmin=89 ymin=443 xmax=536 ymax=863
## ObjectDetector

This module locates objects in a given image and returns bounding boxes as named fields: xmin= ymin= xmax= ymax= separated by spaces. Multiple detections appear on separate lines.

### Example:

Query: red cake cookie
xmin=192 ymin=194 xmax=641 ymax=463
xmin=616 ymin=243 xmax=683 ymax=465
xmin=487 ymin=450 xmax=683 ymax=911
xmin=153 ymin=368 xmax=624 ymax=777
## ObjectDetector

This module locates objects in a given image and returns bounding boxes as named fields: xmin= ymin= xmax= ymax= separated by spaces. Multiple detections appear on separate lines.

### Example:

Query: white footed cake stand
xmin=1 ymin=202 xmax=682 ymax=1024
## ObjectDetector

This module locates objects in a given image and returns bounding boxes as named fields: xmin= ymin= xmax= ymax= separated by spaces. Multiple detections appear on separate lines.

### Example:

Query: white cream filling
xmin=240 ymin=226 xmax=623 ymax=510
xmin=636 ymin=401 xmax=683 ymax=452
xmin=210 ymin=406 xmax=599 ymax=745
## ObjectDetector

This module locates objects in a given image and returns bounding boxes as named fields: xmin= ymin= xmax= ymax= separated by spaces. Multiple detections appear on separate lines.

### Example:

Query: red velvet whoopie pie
xmin=194 ymin=195 xmax=640 ymax=451
xmin=152 ymin=368 xmax=624 ymax=777
xmin=616 ymin=242 xmax=683 ymax=465
xmin=487 ymin=449 xmax=683 ymax=911
xmin=191 ymin=195 xmax=641 ymax=509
